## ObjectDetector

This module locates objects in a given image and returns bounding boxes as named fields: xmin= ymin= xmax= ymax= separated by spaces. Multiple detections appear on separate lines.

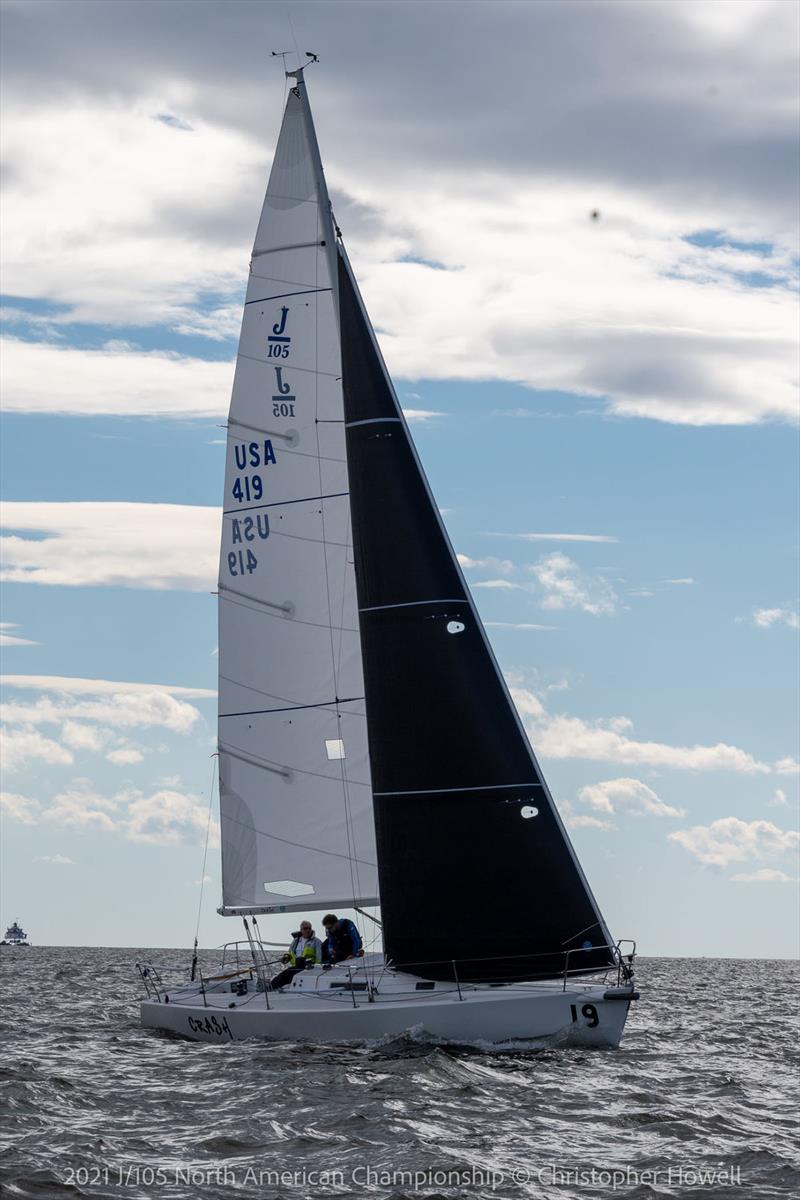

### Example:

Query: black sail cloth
xmin=337 ymin=254 xmax=614 ymax=983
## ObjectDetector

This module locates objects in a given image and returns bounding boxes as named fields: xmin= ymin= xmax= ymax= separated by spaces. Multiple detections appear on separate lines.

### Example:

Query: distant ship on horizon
xmin=1 ymin=921 xmax=31 ymax=947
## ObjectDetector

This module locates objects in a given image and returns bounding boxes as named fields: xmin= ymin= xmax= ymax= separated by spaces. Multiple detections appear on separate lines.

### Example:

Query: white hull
xmin=140 ymin=957 xmax=637 ymax=1049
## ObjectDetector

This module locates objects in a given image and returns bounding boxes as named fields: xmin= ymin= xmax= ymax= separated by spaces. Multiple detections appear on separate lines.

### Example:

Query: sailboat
xmin=140 ymin=62 xmax=638 ymax=1048
xmin=1 ymin=920 xmax=31 ymax=947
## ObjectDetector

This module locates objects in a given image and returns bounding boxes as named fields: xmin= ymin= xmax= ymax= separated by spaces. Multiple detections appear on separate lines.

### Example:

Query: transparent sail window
xmin=263 ymin=880 xmax=316 ymax=897
xmin=325 ymin=739 xmax=346 ymax=760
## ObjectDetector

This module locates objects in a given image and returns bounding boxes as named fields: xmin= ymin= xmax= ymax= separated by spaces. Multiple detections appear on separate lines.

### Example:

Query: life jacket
xmin=325 ymin=919 xmax=363 ymax=961
xmin=288 ymin=934 xmax=322 ymax=967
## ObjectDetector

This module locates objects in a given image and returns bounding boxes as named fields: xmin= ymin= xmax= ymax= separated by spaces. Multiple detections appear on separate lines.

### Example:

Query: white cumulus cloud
xmin=578 ymin=777 xmax=684 ymax=818
xmin=731 ymin=868 xmax=795 ymax=883
xmin=0 ymin=728 xmax=74 ymax=772
xmin=668 ymin=817 xmax=799 ymax=867
xmin=530 ymin=553 xmax=618 ymax=616
xmin=11 ymin=777 xmax=219 ymax=849
xmin=752 ymin=606 xmax=800 ymax=630
xmin=1 ymin=675 xmax=213 ymax=773
xmin=1 ymin=503 xmax=219 ymax=590
xmin=1 ymin=791 xmax=43 ymax=824
xmin=510 ymin=686 xmax=776 ymax=775
xmin=0 ymin=338 xmax=234 ymax=418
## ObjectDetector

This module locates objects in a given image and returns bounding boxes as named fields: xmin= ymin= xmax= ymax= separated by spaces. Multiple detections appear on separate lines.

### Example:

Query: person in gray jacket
xmin=269 ymin=920 xmax=322 ymax=990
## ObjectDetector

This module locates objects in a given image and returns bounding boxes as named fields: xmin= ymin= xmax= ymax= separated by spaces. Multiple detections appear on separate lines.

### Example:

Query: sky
xmin=0 ymin=0 xmax=798 ymax=959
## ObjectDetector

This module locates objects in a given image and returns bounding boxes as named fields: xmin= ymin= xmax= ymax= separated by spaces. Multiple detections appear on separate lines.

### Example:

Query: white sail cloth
xmin=218 ymin=90 xmax=378 ymax=914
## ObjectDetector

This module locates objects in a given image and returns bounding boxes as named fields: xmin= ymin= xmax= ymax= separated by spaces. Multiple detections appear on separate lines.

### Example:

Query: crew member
xmin=270 ymin=920 xmax=322 ymax=990
xmin=321 ymin=914 xmax=363 ymax=964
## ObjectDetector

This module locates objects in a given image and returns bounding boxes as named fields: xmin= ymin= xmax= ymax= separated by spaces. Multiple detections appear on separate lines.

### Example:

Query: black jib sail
xmin=337 ymin=253 xmax=616 ymax=982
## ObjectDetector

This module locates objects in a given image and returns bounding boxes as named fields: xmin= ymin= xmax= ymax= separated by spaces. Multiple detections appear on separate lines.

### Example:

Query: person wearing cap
xmin=269 ymin=920 xmax=322 ymax=990
xmin=321 ymin=913 xmax=363 ymax=964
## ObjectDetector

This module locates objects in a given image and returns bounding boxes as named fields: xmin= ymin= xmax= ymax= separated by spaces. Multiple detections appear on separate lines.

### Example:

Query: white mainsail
xmin=217 ymin=87 xmax=378 ymax=914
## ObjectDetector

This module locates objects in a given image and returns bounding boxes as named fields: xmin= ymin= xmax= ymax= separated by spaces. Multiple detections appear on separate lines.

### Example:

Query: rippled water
xmin=1 ymin=950 xmax=797 ymax=1199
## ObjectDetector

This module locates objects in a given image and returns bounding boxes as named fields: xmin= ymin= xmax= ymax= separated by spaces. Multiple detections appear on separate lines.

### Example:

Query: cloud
xmin=457 ymin=554 xmax=516 ymax=574
xmin=511 ymin=687 xmax=546 ymax=721
xmin=668 ymin=817 xmax=799 ymax=867
xmin=2 ymin=692 xmax=204 ymax=737
xmin=1 ymin=93 xmax=262 ymax=330
xmin=0 ymin=728 xmax=74 ymax=772
xmin=1 ymin=503 xmax=219 ymax=590
xmin=1 ymin=676 xmax=212 ymax=772
xmin=7 ymin=777 xmax=219 ymax=848
xmin=60 ymin=721 xmax=110 ymax=753
xmin=33 ymin=854 xmax=74 ymax=865
xmin=42 ymin=780 xmax=122 ymax=831
xmin=473 ymin=579 xmax=524 ymax=591
xmin=1 ymin=675 xmax=215 ymax=698
xmin=486 ymin=533 xmax=619 ymax=544
xmin=529 ymin=553 xmax=618 ymax=616
xmin=561 ymin=802 xmax=615 ymax=832
xmin=769 ymin=789 xmax=789 ymax=808
xmin=126 ymin=788 xmax=218 ymax=847
xmin=578 ymin=777 xmax=684 ymax=817
xmin=774 ymin=758 xmax=800 ymax=776
xmin=663 ymin=578 xmax=695 ymax=586
xmin=0 ymin=622 xmax=38 ymax=647
xmin=752 ymin=606 xmax=800 ymax=630
xmin=402 ymin=409 xmax=443 ymax=423
xmin=0 ymin=339 xmax=234 ymax=418
xmin=731 ymin=868 xmax=795 ymax=883
xmin=485 ymin=622 xmax=557 ymax=631
xmin=1 ymin=791 xmax=43 ymax=824
xmin=0 ymin=3 xmax=797 ymax=426
xmin=106 ymin=747 xmax=144 ymax=765
xmin=511 ymin=686 xmax=774 ymax=774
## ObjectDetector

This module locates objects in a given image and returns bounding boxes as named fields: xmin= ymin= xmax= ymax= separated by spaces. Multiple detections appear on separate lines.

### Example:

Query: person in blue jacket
xmin=321 ymin=914 xmax=363 ymax=963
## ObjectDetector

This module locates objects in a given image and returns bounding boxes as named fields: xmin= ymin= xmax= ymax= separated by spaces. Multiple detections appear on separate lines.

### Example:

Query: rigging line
xmin=285 ymin=2 xmax=302 ymax=72
xmin=220 ymin=805 xmax=377 ymax=867
xmin=194 ymin=755 xmax=219 ymax=947
xmin=560 ymin=921 xmax=604 ymax=947
xmin=246 ymin=283 xmax=330 ymax=302
xmin=222 ymin=490 xmax=349 ymax=516
xmin=374 ymin=781 xmax=544 ymax=797
xmin=219 ymin=696 xmax=364 ymax=719
xmin=236 ymin=350 xmax=338 ymax=379
xmin=218 ymin=669 xmax=363 ymax=712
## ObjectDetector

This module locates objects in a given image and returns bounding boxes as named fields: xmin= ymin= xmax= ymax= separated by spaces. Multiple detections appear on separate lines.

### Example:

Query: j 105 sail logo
xmin=267 ymin=305 xmax=291 ymax=357
xmin=272 ymin=366 xmax=296 ymax=419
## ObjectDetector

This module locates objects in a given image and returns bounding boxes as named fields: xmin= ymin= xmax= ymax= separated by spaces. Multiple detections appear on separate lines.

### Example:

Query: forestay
xmin=217 ymin=88 xmax=379 ymax=915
